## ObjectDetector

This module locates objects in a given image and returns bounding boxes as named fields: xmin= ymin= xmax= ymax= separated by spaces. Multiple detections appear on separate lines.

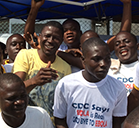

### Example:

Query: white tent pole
xmin=47 ymin=0 xmax=105 ymax=7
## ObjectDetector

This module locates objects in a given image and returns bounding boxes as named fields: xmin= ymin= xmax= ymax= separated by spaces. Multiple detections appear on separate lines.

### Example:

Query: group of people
xmin=0 ymin=0 xmax=139 ymax=128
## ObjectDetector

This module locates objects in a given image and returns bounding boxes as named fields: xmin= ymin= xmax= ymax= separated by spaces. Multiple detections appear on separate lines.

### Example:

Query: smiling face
xmin=0 ymin=81 xmax=28 ymax=121
xmin=40 ymin=26 xmax=63 ymax=56
xmin=63 ymin=19 xmax=81 ymax=49
xmin=114 ymin=32 xmax=138 ymax=64
xmin=6 ymin=34 xmax=26 ymax=63
xmin=83 ymin=38 xmax=111 ymax=82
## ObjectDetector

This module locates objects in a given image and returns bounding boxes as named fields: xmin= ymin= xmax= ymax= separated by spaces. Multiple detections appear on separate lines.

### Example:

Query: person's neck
xmin=121 ymin=58 xmax=138 ymax=65
xmin=8 ymin=58 xmax=14 ymax=63
xmin=2 ymin=113 xmax=26 ymax=127
xmin=82 ymin=70 xmax=102 ymax=83
xmin=38 ymin=49 xmax=56 ymax=63
xmin=67 ymin=42 xmax=80 ymax=49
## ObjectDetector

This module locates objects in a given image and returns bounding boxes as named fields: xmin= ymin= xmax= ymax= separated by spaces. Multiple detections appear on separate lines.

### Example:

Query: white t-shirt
xmin=108 ymin=61 xmax=138 ymax=96
xmin=134 ymin=63 xmax=139 ymax=90
xmin=3 ymin=63 xmax=14 ymax=73
xmin=0 ymin=106 xmax=54 ymax=128
xmin=53 ymin=70 xmax=127 ymax=128
xmin=58 ymin=43 xmax=68 ymax=51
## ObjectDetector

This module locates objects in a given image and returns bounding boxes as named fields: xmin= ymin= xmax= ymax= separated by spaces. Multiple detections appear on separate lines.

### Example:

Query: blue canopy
xmin=0 ymin=0 xmax=139 ymax=22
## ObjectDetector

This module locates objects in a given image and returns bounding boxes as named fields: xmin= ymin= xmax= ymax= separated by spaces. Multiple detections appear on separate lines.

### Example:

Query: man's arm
xmin=15 ymin=62 xmax=58 ymax=94
xmin=55 ymin=117 xmax=68 ymax=128
xmin=113 ymin=116 xmax=125 ymax=128
xmin=120 ymin=0 xmax=132 ymax=32
xmin=107 ymin=0 xmax=132 ymax=52
xmin=57 ymin=51 xmax=84 ymax=69
xmin=127 ymin=87 xmax=139 ymax=115
xmin=24 ymin=0 xmax=45 ymax=36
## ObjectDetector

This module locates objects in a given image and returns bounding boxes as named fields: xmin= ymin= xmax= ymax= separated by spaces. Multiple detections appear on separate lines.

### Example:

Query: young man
xmin=108 ymin=31 xmax=139 ymax=116
xmin=108 ymin=31 xmax=138 ymax=96
xmin=14 ymin=0 xmax=71 ymax=123
xmin=0 ymin=73 xmax=54 ymax=128
xmin=53 ymin=37 xmax=127 ymax=128
xmin=3 ymin=34 xmax=26 ymax=72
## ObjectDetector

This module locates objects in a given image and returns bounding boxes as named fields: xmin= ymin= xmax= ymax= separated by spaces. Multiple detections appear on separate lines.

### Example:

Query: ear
xmin=80 ymin=30 xmax=82 ymax=36
xmin=5 ymin=48 xmax=8 ymax=55
xmin=81 ymin=55 xmax=86 ymax=65
xmin=137 ymin=43 xmax=139 ymax=50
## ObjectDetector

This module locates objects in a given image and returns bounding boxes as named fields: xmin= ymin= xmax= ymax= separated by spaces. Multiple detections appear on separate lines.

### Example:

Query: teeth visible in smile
xmin=121 ymin=51 xmax=127 ymax=56
xmin=46 ymin=45 xmax=53 ymax=49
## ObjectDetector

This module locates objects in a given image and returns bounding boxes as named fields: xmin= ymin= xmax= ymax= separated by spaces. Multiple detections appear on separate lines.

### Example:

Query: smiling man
xmin=13 ymin=0 xmax=71 ymax=124
xmin=54 ymin=37 xmax=127 ymax=128
xmin=108 ymin=31 xmax=139 ymax=96
xmin=0 ymin=73 xmax=54 ymax=128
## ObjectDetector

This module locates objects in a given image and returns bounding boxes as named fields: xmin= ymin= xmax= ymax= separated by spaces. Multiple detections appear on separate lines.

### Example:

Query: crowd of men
xmin=0 ymin=0 xmax=139 ymax=128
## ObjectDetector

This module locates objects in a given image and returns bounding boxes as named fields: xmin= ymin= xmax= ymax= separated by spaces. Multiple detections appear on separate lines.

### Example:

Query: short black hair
xmin=0 ymin=41 xmax=7 ymax=59
xmin=0 ymin=73 xmax=24 ymax=91
xmin=82 ymin=37 xmax=108 ymax=57
xmin=116 ymin=31 xmax=137 ymax=44
xmin=41 ymin=21 xmax=64 ymax=36
xmin=62 ymin=18 xmax=80 ymax=30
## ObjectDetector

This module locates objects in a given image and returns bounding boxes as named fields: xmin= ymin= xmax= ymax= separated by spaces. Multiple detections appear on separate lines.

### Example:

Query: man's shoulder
xmin=56 ymin=55 xmax=70 ymax=67
xmin=26 ymin=106 xmax=49 ymax=116
xmin=60 ymin=70 xmax=81 ymax=81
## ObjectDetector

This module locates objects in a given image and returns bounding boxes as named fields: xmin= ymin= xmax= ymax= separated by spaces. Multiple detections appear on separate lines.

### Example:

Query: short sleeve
xmin=113 ymin=85 xmax=127 ymax=117
xmin=134 ymin=63 xmax=139 ymax=90
xmin=53 ymin=79 xmax=67 ymax=118
xmin=13 ymin=49 xmax=29 ymax=73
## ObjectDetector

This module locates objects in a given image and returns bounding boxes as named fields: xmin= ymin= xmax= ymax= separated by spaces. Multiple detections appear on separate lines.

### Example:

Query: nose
xmin=66 ymin=29 xmax=73 ymax=34
xmin=100 ymin=60 xmax=106 ymax=68
xmin=14 ymin=99 xmax=25 ymax=105
xmin=16 ymin=43 xmax=20 ymax=49
xmin=119 ymin=41 xmax=126 ymax=48
xmin=48 ymin=36 xmax=53 ymax=43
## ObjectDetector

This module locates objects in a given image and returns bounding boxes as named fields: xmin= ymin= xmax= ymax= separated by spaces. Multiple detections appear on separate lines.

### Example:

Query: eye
xmin=92 ymin=56 xmax=101 ymax=62
xmin=20 ymin=42 xmax=25 ymax=47
xmin=115 ymin=41 xmax=120 ymax=46
xmin=11 ymin=42 xmax=17 ymax=46
xmin=124 ymin=39 xmax=130 ymax=43
xmin=6 ymin=96 xmax=16 ymax=102
xmin=64 ymin=29 xmax=68 ymax=33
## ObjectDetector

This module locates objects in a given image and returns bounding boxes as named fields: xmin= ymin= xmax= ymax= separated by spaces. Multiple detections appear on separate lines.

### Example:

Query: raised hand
xmin=24 ymin=32 xmax=41 ymax=49
xmin=32 ymin=61 xmax=58 ymax=86
xmin=65 ymin=48 xmax=83 ymax=57
xmin=120 ymin=0 xmax=131 ymax=4
xmin=31 ymin=0 xmax=45 ymax=9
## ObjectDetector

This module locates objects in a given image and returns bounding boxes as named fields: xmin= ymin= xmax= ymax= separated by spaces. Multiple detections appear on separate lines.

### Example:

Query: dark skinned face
xmin=0 ymin=82 xmax=28 ymax=121
xmin=6 ymin=34 xmax=26 ymax=63
xmin=63 ymin=20 xmax=81 ymax=48
xmin=40 ymin=26 xmax=63 ymax=56
xmin=83 ymin=45 xmax=111 ymax=82
xmin=114 ymin=32 xmax=138 ymax=64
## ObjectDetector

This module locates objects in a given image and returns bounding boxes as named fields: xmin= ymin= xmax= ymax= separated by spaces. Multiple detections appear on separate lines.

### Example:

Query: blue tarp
xmin=0 ymin=0 xmax=139 ymax=22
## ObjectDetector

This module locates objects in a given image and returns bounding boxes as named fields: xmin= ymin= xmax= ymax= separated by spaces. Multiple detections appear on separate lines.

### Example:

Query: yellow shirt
xmin=13 ymin=49 xmax=71 ymax=123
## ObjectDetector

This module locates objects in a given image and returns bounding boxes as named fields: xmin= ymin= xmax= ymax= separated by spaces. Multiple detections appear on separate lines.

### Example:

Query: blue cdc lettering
xmin=117 ymin=77 xmax=133 ymax=83
xmin=72 ymin=103 xmax=89 ymax=109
